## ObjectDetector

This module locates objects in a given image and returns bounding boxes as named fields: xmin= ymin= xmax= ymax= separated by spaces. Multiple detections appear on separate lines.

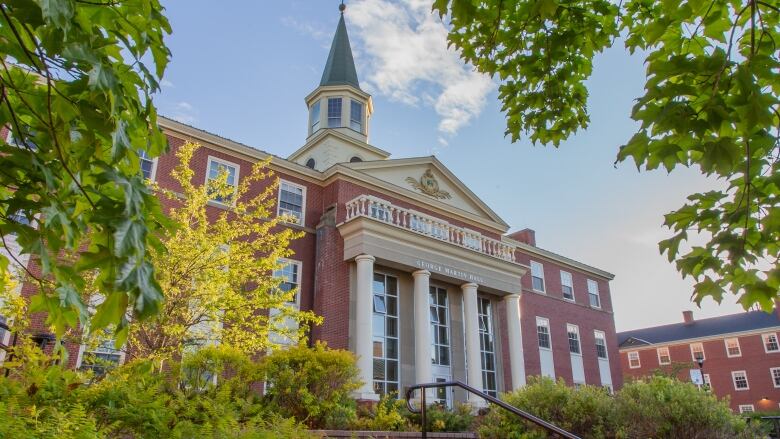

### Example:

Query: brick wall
xmin=619 ymin=330 xmax=780 ymax=412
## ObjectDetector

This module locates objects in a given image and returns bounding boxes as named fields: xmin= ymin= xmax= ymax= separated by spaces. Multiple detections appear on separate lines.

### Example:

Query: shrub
xmin=422 ymin=403 xmax=475 ymax=432
xmin=0 ymin=343 xmax=100 ymax=438
xmin=615 ymin=376 xmax=757 ymax=438
xmin=352 ymin=395 xmax=416 ymax=432
xmin=478 ymin=377 xmax=616 ymax=439
xmin=260 ymin=342 xmax=362 ymax=429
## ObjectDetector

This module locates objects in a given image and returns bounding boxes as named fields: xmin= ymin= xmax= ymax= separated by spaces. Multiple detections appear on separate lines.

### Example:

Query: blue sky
xmin=157 ymin=0 xmax=745 ymax=331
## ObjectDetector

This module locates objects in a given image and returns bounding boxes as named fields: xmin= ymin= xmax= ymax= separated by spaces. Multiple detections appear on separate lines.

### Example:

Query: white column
xmin=505 ymin=294 xmax=526 ymax=389
xmin=413 ymin=270 xmax=432 ymax=388
xmin=354 ymin=254 xmax=378 ymax=400
xmin=461 ymin=282 xmax=484 ymax=406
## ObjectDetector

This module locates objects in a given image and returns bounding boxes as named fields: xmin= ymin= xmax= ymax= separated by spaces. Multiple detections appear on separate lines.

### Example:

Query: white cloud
xmin=160 ymin=78 xmax=174 ymax=88
xmin=345 ymin=0 xmax=494 ymax=141
xmin=164 ymin=101 xmax=198 ymax=125
xmin=281 ymin=16 xmax=330 ymax=44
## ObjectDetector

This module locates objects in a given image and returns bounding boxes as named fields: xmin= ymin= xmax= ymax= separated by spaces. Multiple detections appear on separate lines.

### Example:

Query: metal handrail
xmin=405 ymin=380 xmax=580 ymax=439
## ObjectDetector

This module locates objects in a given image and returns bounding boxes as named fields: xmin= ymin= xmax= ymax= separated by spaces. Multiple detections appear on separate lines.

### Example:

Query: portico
xmin=339 ymin=195 xmax=528 ymax=402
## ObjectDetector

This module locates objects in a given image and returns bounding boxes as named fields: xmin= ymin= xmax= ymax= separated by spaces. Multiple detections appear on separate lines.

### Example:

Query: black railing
xmin=405 ymin=381 xmax=580 ymax=439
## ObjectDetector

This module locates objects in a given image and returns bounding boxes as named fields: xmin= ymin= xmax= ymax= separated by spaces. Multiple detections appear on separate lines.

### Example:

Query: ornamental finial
xmin=339 ymin=1 xmax=346 ymax=13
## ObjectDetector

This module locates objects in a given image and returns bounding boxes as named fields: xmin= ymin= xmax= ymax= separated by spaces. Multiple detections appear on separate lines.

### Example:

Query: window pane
xmin=350 ymin=101 xmax=363 ymax=132
xmin=310 ymin=101 xmax=321 ymax=131
xmin=328 ymin=98 xmax=342 ymax=128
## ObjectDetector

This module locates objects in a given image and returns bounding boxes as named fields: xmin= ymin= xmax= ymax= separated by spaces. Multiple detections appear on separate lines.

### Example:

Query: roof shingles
xmin=617 ymin=310 xmax=780 ymax=348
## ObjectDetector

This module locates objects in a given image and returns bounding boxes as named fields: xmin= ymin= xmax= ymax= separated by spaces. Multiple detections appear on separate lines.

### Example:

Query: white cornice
xmin=158 ymin=117 xmax=324 ymax=184
xmin=504 ymin=237 xmax=615 ymax=280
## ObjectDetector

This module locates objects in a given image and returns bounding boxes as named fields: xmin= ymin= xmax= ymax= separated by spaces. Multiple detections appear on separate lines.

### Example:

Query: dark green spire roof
xmin=320 ymin=13 xmax=361 ymax=90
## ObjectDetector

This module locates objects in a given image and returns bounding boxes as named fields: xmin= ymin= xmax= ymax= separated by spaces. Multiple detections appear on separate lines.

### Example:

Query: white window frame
xmin=628 ymin=351 xmax=641 ymax=369
xmin=530 ymin=261 xmax=545 ymax=293
xmin=327 ymin=96 xmax=342 ymax=128
xmin=731 ymin=370 xmax=749 ymax=391
xmin=138 ymin=149 xmax=158 ymax=182
xmin=763 ymin=332 xmax=780 ymax=353
xmin=771 ymin=367 xmax=780 ymax=388
xmin=536 ymin=316 xmax=551 ymax=350
xmin=277 ymin=179 xmax=307 ymax=226
xmin=586 ymin=279 xmax=601 ymax=308
xmin=657 ymin=347 xmax=671 ymax=365
xmin=560 ymin=271 xmax=574 ymax=301
xmin=703 ymin=373 xmax=711 ymax=389
xmin=205 ymin=156 xmax=240 ymax=206
xmin=724 ymin=338 xmax=741 ymax=358
xmin=309 ymin=100 xmax=321 ymax=133
xmin=690 ymin=342 xmax=705 ymax=361
xmin=567 ymin=323 xmax=581 ymax=355
xmin=594 ymin=330 xmax=608 ymax=359
xmin=738 ymin=404 xmax=754 ymax=414
xmin=273 ymin=258 xmax=302 ymax=307
xmin=350 ymin=100 xmax=363 ymax=133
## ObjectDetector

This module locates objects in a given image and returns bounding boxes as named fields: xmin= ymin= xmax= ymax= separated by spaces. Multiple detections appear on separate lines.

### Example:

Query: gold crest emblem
xmin=405 ymin=169 xmax=451 ymax=199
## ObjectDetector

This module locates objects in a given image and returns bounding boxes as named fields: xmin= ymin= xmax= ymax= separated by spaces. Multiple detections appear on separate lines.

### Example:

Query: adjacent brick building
xmin=8 ymin=7 xmax=621 ymax=404
xmin=618 ymin=309 xmax=780 ymax=413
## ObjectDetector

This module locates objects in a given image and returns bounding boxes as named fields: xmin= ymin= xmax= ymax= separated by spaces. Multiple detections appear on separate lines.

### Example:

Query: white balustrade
xmin=344 ymin=195 xmax=517 ymax=263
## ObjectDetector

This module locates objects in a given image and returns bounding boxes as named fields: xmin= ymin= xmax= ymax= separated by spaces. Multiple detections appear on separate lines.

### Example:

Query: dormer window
xmin=327 ymin=97 xmax=342 ymax=128
xmin=310 ymin=101 xmax=321 ymax=132
xmin=350 ymin=100 xmax=363 ymax=132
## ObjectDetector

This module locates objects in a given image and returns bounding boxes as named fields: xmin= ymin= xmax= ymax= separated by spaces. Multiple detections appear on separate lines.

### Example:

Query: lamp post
xmin=697 ymin=358 xmax=708 ymax=391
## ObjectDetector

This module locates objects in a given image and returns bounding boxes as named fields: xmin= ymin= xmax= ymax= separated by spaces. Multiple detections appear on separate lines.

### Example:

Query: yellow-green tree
xmin=98 ymin=141 xmax=322 ymax=362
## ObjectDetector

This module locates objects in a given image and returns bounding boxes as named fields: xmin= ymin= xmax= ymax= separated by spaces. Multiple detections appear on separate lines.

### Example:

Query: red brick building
xmin=618 ymin=309 xmax=780 ymax=413
xmin=7 ymin=9 xmax=621 ymax=404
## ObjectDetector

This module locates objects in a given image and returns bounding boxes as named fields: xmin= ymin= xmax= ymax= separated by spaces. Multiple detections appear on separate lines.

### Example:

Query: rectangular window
xmin=478 ymin=297 xmax=497 ymax=397
xmin=373 ymin=273 xmax=399 ymax=397
xmin=139 ymin=149 xmax=156 ymax=181
xmin=310 ymin=101 xmax=321 ymax=132
xmin=429 ymin=286 xmax=450 ymax=367
xmin=350 ymin=100 xmax=363 ymax=132
xmin=724 ymin=338 xmax=741 ymax=358
xmin=703 ymin=373 xmax=711 ymax=390
xmin=587 ymin=279 xmax=601 ymax=308
xmin=278 ymin=180 xmax=306 ymax=225
xmin=690 ymin=343 xmax=705 ymax=361
xmin=628 ymin=351 xmax=641 ymax=369
xmin=771 ymin=367 xmax=780 ymax=388
xmin=763 ymin=333 xmax=780 ymax=353
xmin=594 ymin=330 xmax=608 ymax=359
xmin=327 ymin=97 xmax=342 ymax=128
xmin=273 ymin=259 xmax=301 ymax=305
xmin=657 ymin=347 xmax=671 ymax=365
xmin=567 ymin=324 xmax=581 ymax=355
xmin=206 ymin=157 xmax=239 ymax=205
xmin=738 ymin=404 xmax=754 ymax=414
xmin=79 ymin=336 xmax=122 ymax=376
xmin=530 ymin=261 xmax=545 ymax=292
xmin=560 ymin=271 xmax=574 ymax=301
xmin=536 ymin=317 xmax=551 ymax=349
xmin=732 ymin=370 xmax=749 ymax=390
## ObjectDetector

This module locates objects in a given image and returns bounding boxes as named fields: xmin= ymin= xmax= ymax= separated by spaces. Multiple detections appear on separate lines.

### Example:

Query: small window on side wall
xmin=206 ymin=157 xmax=239 ymax=205
xmin=560 ymin=271 xmax=574 ymax=300
xmin=278 ymin=180 xmax=306 ymax=225
xmin=530 ymin=261 xmax=545 ymax=292
xmin=310 ymin=101 xmax=321 ymax=132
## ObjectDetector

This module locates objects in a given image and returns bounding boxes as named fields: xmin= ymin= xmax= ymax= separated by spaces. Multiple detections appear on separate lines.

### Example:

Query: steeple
xmin=320 ymin=10 xmax=361 ymax=90
xmin=290 ymin=4 xmax=387 ymax=171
